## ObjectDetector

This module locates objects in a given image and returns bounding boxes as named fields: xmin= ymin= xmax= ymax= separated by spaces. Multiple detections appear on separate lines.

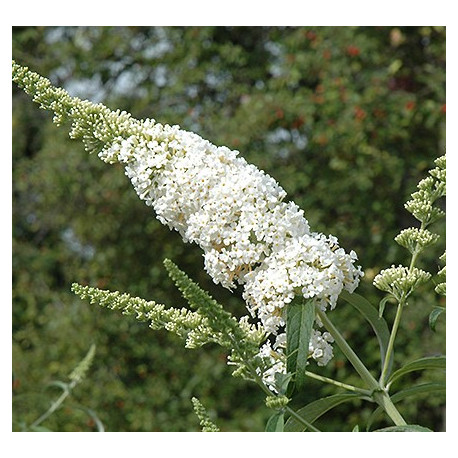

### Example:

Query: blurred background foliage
xmin=12 ymin=26 xmax=445 ymax=431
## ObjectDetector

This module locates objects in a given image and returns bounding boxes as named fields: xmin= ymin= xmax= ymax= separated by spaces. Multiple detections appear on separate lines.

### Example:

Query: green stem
xmin=315 ymin=307 xmax=379 ymax=391
xmin=372 ymin=391 xmax=407 ymax=426
xmin=315 ymin=306 xmax=407 ymax=426
xmin=380 ymin=222 xmax=426 ymax=388
xmin=251 ymin=360 xmax=320 ymax=432
xmin=304 ymin=370 xmax=371 ymax=396
xmin=379 ymin=299 xmax=405 ymax=387
xmin=30 ymin=381 xmax=75 ymax=429
xmin=228 ymin=335 xmax=320 ymax=432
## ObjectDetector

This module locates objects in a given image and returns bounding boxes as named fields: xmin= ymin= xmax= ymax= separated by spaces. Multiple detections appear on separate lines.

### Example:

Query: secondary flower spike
xmin=12 ymin=61 xmax=363 ymax=363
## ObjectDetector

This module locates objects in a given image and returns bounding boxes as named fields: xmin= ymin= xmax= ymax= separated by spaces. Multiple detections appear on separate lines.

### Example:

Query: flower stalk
xmin=30 ymin=345 xmax=96 ymax=430
xmin=375 ymin=156 xmax=445 ymax=388
xmin=303 ymin=370 xmax=371 ymax=396
xmin=315 ymin=307 xmax=407 ymax=426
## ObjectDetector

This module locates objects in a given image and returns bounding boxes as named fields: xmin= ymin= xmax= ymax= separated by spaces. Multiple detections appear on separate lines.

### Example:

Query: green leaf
xmin=374 ymin=425 xmax=433 ymax=432
xmin=352 ymin=424 xmax=360 ymax=432
xmin=274 ymin=372 xmax=293 ymax=395
xmin=45 ymin=380 xmax=69 ymax=392
xmin=284 ymin=393 xmax=361 ymax=432
xmin=429 ymin=306 xmax=445 ymax=332
xmin=378 ymin=296 xmax=393 ymax=318
xmin=366 ymin=382 xmax=445 ymax=430
xmin=265 ymin=411 xmax=284 ymax=432
xmin=339 ymin=290 xmax=392 ymax=374
xmin=73 ymin=405 xmax=105 ymax=432
xmin=387 ymin=356 xmax=446 ymax=387
xmin=286 ymin=298 xmax=315 ymax=391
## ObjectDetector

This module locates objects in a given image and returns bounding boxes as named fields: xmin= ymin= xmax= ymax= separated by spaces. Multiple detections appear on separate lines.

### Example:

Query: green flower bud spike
xmin=374 ymin=154 xmax=446 ymax=387
xmin=191 ymin=397 xmax=220 ymax=432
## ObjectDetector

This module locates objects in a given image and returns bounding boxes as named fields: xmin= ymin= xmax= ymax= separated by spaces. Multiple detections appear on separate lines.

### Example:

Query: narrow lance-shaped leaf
xmin=265 ymin=411 xmax=285 ymax=432
xmin=339 ymin=290 xmax=392 ymax=375
xmin=274 ymin=372 xmax=293 ymax=395
xmin=378 ymin=295 xmax=393 ymax=318
xmin=374 ymin=425 xmax=433 ymax=432
xmin=387 ymin=356 xmax=446 ymax=387
xmin=284 ymin=393 xmax=361 ymax=432
xmin=429 ymin=306 xmax=445 ymax=332
xmin=286 ymin=298 xmax=315 ymax=391
xmin=73 ymin=406 xmax=105 ymax=432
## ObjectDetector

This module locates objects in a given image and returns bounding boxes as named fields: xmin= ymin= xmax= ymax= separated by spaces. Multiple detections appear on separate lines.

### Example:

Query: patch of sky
xmin=142 ymin=31 xmax=173 ymax=59
xmin=64 ymin=73 xmax=107 ymax=103
xmin=264 ymin=40 xmax=286 ymax=78
xmin=266 ymin=127 xmax=308 ymax=159
xmin=61 ymin=227 xmax=95 ymax=260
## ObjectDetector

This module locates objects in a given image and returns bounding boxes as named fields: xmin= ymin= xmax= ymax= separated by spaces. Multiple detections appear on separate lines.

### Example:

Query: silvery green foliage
xmin=256 ymin=328 xmax=335 ymax=390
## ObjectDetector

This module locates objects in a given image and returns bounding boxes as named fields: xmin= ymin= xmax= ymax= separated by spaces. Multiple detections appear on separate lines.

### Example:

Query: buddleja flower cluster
xmin=99 ymin=123 xmax=363 ymax=331
xmin=373 ymin=155 xmax=446 ymax=302
xmin=12 ymin=61 xmax=363 ymax=380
